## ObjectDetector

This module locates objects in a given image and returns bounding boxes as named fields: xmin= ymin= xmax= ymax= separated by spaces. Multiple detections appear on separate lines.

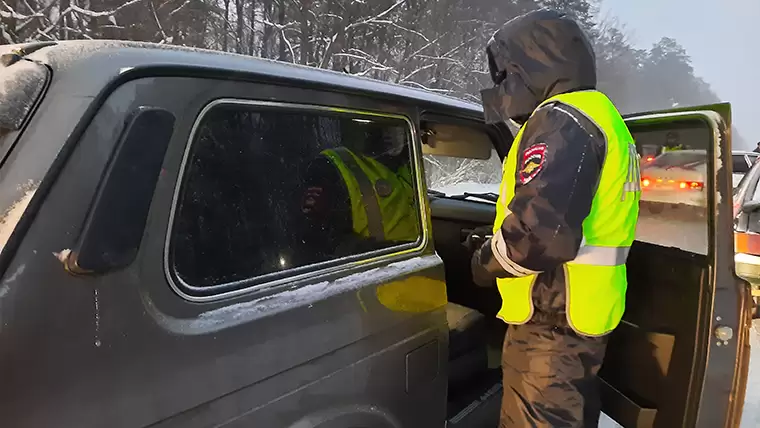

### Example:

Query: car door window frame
xmin=165 ymin=98 xmax=429 ymax=300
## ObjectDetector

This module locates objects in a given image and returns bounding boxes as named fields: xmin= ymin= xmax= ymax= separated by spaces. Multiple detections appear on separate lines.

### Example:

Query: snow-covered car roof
xmin=14 ymin=40 xmax=484 ymax=118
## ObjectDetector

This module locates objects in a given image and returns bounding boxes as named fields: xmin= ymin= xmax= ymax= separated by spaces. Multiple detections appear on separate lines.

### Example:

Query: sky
xmin=599 ymin=0 xmax=759 ymax=149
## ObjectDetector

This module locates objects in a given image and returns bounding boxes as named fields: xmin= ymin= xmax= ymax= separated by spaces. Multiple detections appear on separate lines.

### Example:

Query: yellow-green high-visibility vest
xmin=321 ymin=147 xmax=419 ymax=242
xmin=493 ymin=90 xmax=641 ymax=336
xmin=662 ymin=144 xmax=684 ymax=153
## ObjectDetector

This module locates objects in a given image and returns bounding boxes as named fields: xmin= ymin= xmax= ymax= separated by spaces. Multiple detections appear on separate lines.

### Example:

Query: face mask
xmin=480 ymin=70 xmax=538 ymax=125
xmin=480 ymin=83 xmax=509 ymax=125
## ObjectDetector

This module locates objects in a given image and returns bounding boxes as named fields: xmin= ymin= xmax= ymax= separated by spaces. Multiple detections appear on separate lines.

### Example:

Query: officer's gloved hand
xmin=462 ymin=226 xmax=493 ymax=253
xmin=470 ymin=239 xmax=500 ymax=288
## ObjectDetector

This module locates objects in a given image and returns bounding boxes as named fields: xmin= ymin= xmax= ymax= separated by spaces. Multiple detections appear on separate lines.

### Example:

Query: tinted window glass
xmin=171 ymin=102 xmax=421 ymax=288
xmin=733 ymin=155 xmax=751 ymax=174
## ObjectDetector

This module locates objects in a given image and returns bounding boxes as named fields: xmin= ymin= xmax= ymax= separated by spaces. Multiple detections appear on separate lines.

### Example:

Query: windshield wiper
xmin=427 ymin=189 xmax=447 ymax=198
xmin=448 ymin=192 xmax=499 ymax=203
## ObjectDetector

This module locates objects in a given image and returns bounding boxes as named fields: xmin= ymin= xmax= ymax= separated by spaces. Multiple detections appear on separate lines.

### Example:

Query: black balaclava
xmin=480 ymin=9 xmax=597 ymax=125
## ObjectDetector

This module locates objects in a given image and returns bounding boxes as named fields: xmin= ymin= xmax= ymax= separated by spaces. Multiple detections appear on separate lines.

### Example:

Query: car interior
xmin=425 ymin=116 xmax=716 ymax=428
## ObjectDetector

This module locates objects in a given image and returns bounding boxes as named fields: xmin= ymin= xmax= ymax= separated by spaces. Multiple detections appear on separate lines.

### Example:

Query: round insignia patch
xmin=375 ymin=179 xmax=393 ymax=197
xmin=520 ymin=143 xmax=547 ymax=185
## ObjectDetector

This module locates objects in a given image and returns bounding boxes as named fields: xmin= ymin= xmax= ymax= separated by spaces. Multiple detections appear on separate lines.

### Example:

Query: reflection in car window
xmin=647 ymin=151 xmax=706 ymax=169
xmin=424 ymin=149 xmax=502 ymax=197
xmin=171 ymin=103 xmax=421 ymax=288
xmin=637 ymin=145 xmax=708 ymax=255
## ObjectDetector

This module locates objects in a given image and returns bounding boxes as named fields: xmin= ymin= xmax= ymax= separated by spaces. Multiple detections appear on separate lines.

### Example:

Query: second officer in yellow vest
xmin=300 ymin=125 xmax=418 ymax=256
xmin=472 ymin=9 xmax=640 ymax=428
xmin=299 ymin=125 xmax=447 ymax=315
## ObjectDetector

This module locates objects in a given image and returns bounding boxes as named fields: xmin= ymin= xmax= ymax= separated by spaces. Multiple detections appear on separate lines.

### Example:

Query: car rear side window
xmin=169 ymin=101 xmax=422 ymax=291
xmin=733 ymin=155 xmax=751 ymax=174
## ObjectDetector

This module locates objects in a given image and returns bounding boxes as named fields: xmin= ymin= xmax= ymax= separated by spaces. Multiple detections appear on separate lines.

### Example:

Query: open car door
xmin=600 ymin=103 xmax=752 ymax=428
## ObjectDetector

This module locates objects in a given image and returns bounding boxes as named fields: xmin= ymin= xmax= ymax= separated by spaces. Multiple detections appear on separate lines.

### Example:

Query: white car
xmin=640 ymin=150 xmax=758 ymax=214
xmin=732 ymin=150 xmax=759 ymax=188
xmin=640 ymin=150 xmax=707 ymax=213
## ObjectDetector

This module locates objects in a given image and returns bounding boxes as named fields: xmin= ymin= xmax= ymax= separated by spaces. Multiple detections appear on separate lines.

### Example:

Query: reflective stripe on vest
xmin=574 ymin=243 xmax=630 ymax=266
xmin=330 ymin=147 xmax=385 ymax=240
xmin=662 ymin=145 xmax=683 ymax=153
xmin=321 ymin=147 xmax=419 ymax=242
xmin=493 ymin=90 xmax=640 ymax=337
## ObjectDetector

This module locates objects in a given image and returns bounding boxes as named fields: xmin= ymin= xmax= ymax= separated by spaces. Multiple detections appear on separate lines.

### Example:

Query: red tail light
xmin=641 ymin=177 xmax=703 ymax=190
xmin=679 ymin=181 xmax=703 ymax=191
xmin=644 ymin=155 xmax=655 ymax=162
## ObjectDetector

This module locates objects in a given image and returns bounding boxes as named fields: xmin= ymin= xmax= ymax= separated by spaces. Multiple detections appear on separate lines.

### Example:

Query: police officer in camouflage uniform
xmin=471 ymin=9 xmax=641 ymax=428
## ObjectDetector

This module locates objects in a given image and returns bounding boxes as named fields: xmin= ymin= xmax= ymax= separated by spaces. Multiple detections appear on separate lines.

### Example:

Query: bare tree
xmin=0 ymin=0 xmax=724 ymax=188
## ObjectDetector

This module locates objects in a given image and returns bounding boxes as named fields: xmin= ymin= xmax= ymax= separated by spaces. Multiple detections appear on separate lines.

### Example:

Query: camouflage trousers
xmin=500 ymin=323 xmax=608 ymax=428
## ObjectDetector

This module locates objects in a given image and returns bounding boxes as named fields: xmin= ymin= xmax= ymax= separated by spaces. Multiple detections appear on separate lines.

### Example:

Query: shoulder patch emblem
xmin=520 ymin=143 xmax=547 ymax=185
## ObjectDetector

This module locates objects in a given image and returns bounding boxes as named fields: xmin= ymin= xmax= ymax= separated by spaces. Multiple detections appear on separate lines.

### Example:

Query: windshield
xmin=647 ymin=151 xmax=706 ymax=169
xmin=423 ymin=149 xmax=503 ymax=200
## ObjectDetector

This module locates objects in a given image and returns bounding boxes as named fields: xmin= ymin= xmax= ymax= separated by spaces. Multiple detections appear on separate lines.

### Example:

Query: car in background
xmin=732 ymin=150 xmax=759 ymax=188
xmin=640 ymin=150 xmax=707 ymax=214
xmin=732 ymin=160 xmax=760 ymax=316
xmin=640 ymin=150 xmax=757 ymax=214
